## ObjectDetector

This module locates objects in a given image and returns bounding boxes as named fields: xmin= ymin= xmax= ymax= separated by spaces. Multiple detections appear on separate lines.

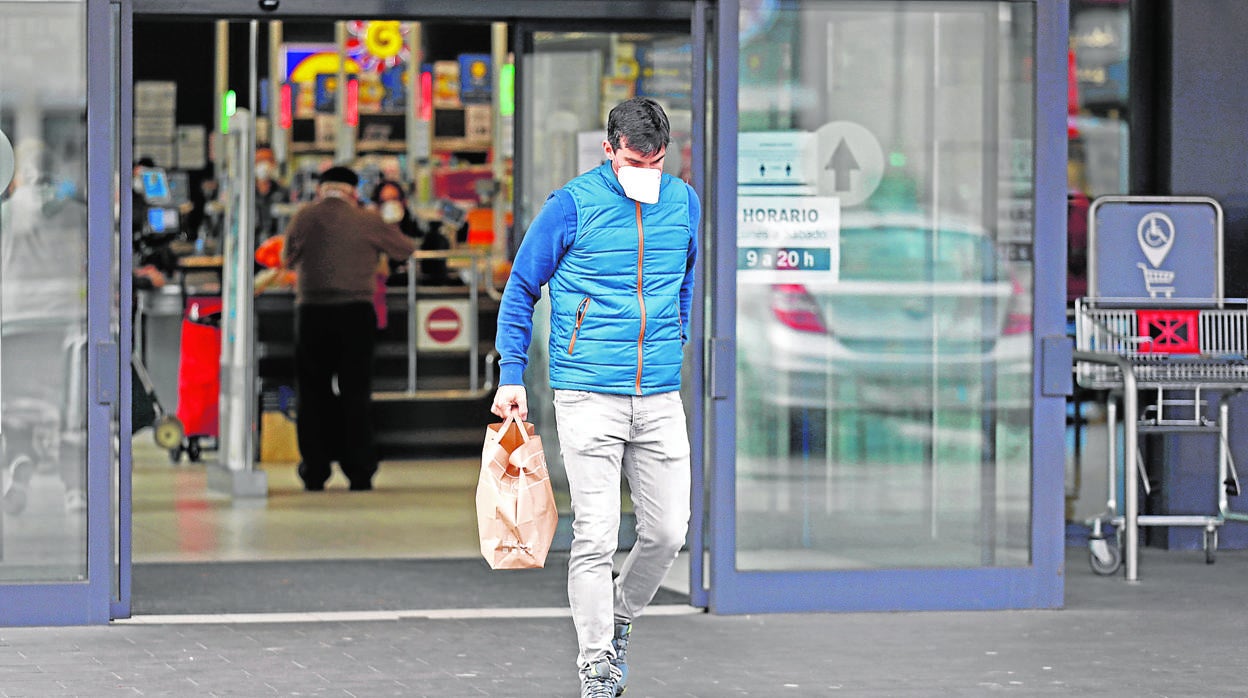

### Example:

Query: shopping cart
xmin=1075 ymin=296 xmax=1248 ymax=579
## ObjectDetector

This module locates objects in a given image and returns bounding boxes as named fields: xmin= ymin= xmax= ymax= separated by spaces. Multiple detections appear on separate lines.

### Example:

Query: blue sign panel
xmin=1089 ymin=196 xmax=1222 ymax=300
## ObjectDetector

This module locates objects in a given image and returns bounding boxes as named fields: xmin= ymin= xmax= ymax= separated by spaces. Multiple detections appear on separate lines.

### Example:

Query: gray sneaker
xmin=580 ymin=660 xmax=621 ymax=698
xmin=611 ymin=622 xmax=631 ymax=695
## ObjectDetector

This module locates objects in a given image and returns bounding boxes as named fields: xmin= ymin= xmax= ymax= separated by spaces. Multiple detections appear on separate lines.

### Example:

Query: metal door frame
xmin=703 ymin=0 xmax=1070 ymax=614
xmin=129 ymin=0 xmax=695 ymax=20
xmin=112 ymin=0 xmax=136 ymax=621
xmin=105 ymin=0 xmax=704 ymax=622
xmin=0 ymin=0 xmax=120 ymax=626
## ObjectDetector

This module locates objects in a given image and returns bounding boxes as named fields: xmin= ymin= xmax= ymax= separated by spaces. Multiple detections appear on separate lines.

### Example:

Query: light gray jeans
xmin=553 ymin=389 xmax=692 ymax=671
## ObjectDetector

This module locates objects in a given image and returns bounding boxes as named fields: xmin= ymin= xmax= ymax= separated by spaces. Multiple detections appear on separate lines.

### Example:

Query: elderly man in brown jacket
xmin=282 ymin=166 xmax=417 ymax=491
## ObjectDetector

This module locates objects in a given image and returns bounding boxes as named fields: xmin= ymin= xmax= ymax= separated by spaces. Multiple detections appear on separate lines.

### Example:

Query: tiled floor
xmin=8 ymin=548 xmax=1248 ymax=696
xmin=131 ymin=434 xmax=484 ymax=563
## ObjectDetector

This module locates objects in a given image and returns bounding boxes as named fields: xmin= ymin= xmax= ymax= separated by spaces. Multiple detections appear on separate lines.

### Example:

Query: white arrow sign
xmin=814 ymin=121 xmax=884 ymax=207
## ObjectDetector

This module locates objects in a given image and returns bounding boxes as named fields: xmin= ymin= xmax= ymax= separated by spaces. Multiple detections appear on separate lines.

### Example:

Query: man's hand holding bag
xmin=476 ymin=415 xmax=558 ymax=569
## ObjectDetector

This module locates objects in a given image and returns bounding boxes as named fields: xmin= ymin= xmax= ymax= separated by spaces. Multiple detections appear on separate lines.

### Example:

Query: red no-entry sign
xmin=425 ymin=305 xmax=463 ymax=344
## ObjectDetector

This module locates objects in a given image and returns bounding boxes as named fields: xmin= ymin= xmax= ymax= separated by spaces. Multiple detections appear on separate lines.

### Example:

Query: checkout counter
xmin=133 ymin=167 xmax=497 ymax=424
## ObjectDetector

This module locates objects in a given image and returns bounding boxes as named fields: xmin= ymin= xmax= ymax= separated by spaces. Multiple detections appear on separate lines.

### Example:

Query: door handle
xmin=708 ymin=337 xmax=733 ymax=400
xmin=0 ymin=129 xmax=14 ymax=193
xmin=96 ymin=341 xmax=119 ymax=405
xmin=1041 ymin=335 xmax=1073 ymax=397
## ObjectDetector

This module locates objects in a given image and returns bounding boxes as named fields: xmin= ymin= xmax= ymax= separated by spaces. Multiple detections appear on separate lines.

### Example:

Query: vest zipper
xmin=634 ymin=201 xmax=646 ymax=395
xmin=567 ymin=297 xmax=591 ymax=354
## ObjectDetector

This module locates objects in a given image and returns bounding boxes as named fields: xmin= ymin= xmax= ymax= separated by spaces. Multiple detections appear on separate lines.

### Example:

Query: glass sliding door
xmin=708 ymin=0 xmax=1066 ymax=613
xmin=0 ymin=0 xmax=116 ymax=624
xmin=514 ymin=22 xmax=698 ymax=556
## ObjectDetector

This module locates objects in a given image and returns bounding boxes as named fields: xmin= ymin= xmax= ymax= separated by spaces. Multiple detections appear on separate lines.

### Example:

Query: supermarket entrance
xmin=6 ymin=0 xmax=1069 ymax=626
xmin=115 ymin=1 xmax=702 ymax=618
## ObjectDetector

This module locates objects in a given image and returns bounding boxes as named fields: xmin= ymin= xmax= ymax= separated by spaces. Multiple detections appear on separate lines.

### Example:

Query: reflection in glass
xmin=1068 ymin=0 xmax=1130 ymax=302
xmin=0 ymin=0 xmax=89 ymax=582
xmin=735 ymin=2 xmax=1034 ymax=571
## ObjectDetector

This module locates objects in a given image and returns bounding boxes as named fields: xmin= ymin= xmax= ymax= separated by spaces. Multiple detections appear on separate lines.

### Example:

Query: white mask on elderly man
xmin=616 ymin=166 xmax=661 ymax=205
xmin=380 ymin=200 xmax=405 ymax=224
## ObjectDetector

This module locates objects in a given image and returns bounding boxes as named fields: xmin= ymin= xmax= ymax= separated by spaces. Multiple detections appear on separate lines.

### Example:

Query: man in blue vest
xmin=492 ymin=97 xmax=700 ymax=697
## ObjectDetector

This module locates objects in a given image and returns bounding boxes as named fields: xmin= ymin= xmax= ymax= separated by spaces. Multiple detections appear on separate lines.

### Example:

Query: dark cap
xmin=318 ymin=166 xmax=359 ymax=187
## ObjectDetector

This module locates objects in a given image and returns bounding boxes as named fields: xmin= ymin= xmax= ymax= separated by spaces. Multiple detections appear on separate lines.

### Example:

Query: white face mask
xmin=616 ymin=166 xmax=661 ymax=204
xmin=380 ymin=200 xmax=405 ymax=224
xmin=133 ymin=175 xmax=145 ymax=194
xmin=255 ymin=163 xmax=273 ymax=181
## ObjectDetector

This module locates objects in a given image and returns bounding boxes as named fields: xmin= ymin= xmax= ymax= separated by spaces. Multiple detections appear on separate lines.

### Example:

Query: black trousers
xmin=294 ymin=301 xmax=377 ymax=486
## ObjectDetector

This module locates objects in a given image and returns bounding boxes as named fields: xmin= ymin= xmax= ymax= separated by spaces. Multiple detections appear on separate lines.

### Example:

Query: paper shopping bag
xmin=476 ymin=416 xmax=558 ymax=569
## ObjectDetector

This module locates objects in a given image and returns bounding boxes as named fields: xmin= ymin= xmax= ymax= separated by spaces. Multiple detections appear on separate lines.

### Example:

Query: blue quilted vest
xmin=548 ymin=163 xmax=695 ymax=395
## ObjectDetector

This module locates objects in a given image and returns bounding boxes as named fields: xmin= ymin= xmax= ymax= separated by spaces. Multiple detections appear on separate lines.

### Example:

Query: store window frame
xmin=98 ymin=0 xmax=702 ymax=623
xmin=703 ymin=0 xmax=1070 ymax=614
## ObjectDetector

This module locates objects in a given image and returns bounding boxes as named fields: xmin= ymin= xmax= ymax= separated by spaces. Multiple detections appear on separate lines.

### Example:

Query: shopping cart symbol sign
xmin=1137 ymin=262 xmax=1175 ymax=299
xmin=1137 ymin=309 xmax=1200 ymax=354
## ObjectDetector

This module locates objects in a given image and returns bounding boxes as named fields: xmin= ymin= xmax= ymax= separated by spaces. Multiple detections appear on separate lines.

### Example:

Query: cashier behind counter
xmin=371 ymin=180 xmax=460 ymax=287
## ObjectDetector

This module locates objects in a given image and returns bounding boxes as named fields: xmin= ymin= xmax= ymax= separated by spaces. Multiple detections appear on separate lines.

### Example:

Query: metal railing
xmin=1075 ymin=298 xmax=1248 ymax=390
xmin=373 ymin=247 xmax=498 ymax=402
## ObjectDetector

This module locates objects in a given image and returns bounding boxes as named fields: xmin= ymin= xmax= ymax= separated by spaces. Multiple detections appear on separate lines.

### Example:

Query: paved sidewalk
xmin=2 ymin=547 xmax=1245 ymax=697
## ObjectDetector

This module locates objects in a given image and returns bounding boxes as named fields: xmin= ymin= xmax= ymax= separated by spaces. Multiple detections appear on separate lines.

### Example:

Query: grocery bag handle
xmin=497 ymin=414 xmax=530 ymax=444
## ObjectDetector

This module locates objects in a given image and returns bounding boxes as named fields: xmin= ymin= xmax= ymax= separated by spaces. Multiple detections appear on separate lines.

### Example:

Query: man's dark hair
xmin=606 ymin=97 xmax=670 ymax=155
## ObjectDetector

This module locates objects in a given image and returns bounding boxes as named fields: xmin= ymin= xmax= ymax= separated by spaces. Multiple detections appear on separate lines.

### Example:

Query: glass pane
xmin=0 ymin=0 xmax=89 ymax=582
xmin=735 ymin=1 xmax=1034 ymax=571
xmin=518 ymin=30 xmax=694 ymax=493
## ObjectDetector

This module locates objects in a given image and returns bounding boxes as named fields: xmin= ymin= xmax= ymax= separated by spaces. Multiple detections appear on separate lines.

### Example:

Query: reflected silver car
xmin=737 ymin=211 xmax=1031 ymax=416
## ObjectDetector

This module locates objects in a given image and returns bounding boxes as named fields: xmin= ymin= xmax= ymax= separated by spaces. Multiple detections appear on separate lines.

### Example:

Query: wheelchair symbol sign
xmin=1090 ymin=196 xmax=1221 ymax=300
xmin=1137 ymin=211 xmax=1176 ymax=268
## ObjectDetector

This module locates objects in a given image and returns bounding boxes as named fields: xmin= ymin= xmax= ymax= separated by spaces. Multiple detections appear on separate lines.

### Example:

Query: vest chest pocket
xmin=567 ymin=297 xmax=591 ymax=354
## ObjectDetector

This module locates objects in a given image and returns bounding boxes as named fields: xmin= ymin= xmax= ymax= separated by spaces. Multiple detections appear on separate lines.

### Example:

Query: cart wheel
xmin=152 ymin=416 xmax=184 ymax=450
xmin=187 ymin=438 xmax=202 ymax=463
xmin=168 ymin=447 xmax=182 ymax=464
xmin=1204 ymin=528 xmax=1218 ymax=565
xmin=1089 ymin=536 xmax=1122 ymax=576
